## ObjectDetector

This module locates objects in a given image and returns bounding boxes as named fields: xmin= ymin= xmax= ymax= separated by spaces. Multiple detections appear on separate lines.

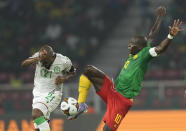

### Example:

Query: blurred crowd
xmin=0 ymin=0 xmax=130 ymax=83
xmin=0 ymin=0 xmax=185 ymax=84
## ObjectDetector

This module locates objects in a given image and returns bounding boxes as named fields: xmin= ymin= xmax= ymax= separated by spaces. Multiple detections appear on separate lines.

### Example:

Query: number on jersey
xmin=40 ymin=68 xmax=52 ymax=78
xmin=114 ymin=113 xmax=122 ymax=124
xmin=124 ymin=60 xmax=130 ymax=69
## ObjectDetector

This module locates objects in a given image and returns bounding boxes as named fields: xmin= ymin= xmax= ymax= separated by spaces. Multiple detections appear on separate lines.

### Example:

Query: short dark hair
xmin=40 ymin=45 xmax=54 ymax=57
xmin=132 ymin=35 xmax=147 ymax=48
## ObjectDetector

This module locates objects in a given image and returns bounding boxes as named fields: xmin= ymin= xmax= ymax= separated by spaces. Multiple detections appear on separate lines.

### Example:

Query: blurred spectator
xmin=45 ymin=23 xmax=62 ymax=40
xmin=65 ymin=34 xmax=79 ymax=50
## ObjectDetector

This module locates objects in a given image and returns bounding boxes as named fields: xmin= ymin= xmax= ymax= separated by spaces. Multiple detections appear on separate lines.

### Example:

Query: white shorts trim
xmin=34 ymin=123 xmax=39 ymax=129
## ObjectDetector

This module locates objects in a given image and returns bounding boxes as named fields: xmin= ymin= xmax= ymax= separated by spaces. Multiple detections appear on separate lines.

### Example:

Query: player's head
xmin=128 ymin=35 xmax=147 ymax=55
xmin=40 ymin=45 xmax=55 ymax=66
xmin=40 ymin=45 xmax=54 ymax=57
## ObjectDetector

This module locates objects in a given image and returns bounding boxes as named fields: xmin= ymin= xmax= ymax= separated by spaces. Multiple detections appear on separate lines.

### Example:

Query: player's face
xmin=39 ymin=45 xmax=55 ymax=68
xmin=128 ymin=36 xmax=146 ymax=55
xmin=40 ymin=53 xmax=53 ymax=67
xmin=40 ymin=57 xmax=48 ymax=65
xmin=128 ymin=40 xmax=139 ymax=55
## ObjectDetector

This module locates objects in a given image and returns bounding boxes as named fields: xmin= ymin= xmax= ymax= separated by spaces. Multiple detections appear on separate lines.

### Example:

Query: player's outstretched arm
xmin=21 ymin=57 xmax=40 ymax=67
xmin=147 ymin=6 xmax=166 ymax=41
xmin=155 ymin=19 xmax=183 ymax=54
xmin=21 ymin=50 xmax=47 ymax=67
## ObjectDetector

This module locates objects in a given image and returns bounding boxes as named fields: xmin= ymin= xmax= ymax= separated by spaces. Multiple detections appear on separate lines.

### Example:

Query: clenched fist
xmin=157 ymin=6 xmax=166 ymax=17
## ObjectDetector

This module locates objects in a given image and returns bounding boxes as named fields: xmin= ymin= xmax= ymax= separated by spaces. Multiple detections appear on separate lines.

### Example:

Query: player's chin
xmin=130 ymin=50 xmax=138 ymax=55
xmin=128 ymin=50 xmax=132 ymax=54
xmin=41 ymin=61 xmax=48 ymax=66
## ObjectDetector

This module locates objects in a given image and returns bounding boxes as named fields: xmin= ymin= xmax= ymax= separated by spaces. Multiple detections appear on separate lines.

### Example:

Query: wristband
xmin=168 ymin=34 xmax=174 ymax=39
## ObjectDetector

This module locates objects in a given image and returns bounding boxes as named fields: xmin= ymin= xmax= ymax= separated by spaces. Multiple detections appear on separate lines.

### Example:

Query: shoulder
xmin=56 ymin=53 xmax=71 ymax=62
xmin=139 ymin=46 xmax=151 ymax=54
xmin=139 ymin=46 xmax=158 ymax=58
xmin=55 ymin=53 xmax=72 ymax=67
xmin=54 ymin=53 xmax=72 ymax=72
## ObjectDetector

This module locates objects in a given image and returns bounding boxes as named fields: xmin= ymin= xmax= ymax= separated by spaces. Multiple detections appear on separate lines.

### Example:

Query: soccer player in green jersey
xmin=69 ymin=7 xmax=183 ymax=131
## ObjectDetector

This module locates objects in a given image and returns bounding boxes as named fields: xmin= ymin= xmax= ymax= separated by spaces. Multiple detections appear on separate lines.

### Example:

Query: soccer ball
xmin=61 ymin=97 xmax=79 ymax=116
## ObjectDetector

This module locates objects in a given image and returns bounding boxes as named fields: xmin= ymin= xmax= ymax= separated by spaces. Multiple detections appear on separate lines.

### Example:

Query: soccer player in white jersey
xmin=22 ymin=45 xmax=76 ymax=131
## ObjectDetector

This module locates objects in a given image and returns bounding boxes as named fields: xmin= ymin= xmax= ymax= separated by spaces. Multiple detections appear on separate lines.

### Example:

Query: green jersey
xmin=115 ymin=46 xmax=155 ymax=98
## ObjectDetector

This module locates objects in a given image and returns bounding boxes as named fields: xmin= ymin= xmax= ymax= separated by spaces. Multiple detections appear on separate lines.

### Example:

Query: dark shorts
xmin=96 ymin=75 xmax=133 ymax=131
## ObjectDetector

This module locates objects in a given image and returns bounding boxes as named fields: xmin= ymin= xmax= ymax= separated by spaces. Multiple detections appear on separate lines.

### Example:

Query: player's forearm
xmin=156 ymin=19 xmax=183 ymax=54
xmin=147 ymin=15 xmax=164 ymax=40
xmin=155 ymin=38 xmax=172 ymax=54
xmin=63 ymin=72 xmax=76 ymax=82
xmin=56 ymin=72 xmax=76 ymax=85
xmin=147 ymin=5 xmax=166 ymax=40
xmin=21 ymin=57 xmax=40 ymax=67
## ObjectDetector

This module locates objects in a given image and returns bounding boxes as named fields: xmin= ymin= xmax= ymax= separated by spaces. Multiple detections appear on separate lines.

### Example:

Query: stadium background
xmin=0 ymin=0 xmax=186 ymax=131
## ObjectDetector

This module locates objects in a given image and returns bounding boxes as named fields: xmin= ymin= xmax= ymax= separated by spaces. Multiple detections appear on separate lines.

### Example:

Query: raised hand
xmin=157 ymin=6 xmax=166 ymax=17
xmin=169 ymin=19 xmax=184 ymax=37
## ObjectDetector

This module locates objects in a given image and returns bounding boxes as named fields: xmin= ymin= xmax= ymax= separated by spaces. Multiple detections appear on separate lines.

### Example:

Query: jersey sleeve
xmin=29 ymin=52 xmax=39 ymax=58
xmin=140 ymin=47 xmax=158 ymax=61
xmin=63 ymin=56 xmax=72 ymax=72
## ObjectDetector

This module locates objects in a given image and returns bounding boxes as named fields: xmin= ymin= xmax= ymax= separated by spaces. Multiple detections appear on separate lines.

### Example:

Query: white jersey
xmin=31 ymin=52 xmax=72 ymax=95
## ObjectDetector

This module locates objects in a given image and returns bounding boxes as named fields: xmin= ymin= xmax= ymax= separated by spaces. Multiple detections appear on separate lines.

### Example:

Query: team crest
xmin=54 ymin=66 xmax=60 ymax=73
xmin=133 ymin=54 xmax=138 ymax=59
